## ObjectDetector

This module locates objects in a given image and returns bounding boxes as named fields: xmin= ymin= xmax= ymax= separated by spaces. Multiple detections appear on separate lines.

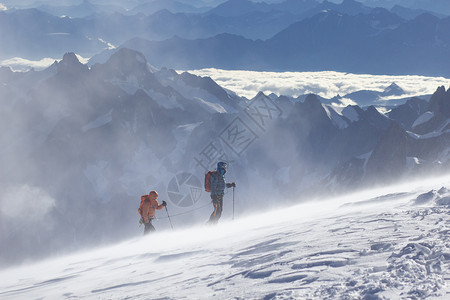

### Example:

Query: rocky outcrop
xmin=365 ymin=122 xmax=409 ymax=183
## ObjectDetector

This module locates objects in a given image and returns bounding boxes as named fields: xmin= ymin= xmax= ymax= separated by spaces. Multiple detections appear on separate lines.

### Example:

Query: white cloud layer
xmin=0 ymin=55 xmax=89 ymax=71
xmin=2 ymin=58 xmax=448 ymax=101
xmin=186 ymin=68 xmax=450 ymax=100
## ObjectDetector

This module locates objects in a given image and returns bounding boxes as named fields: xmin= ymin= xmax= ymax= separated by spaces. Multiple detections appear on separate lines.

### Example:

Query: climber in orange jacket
xmin=139 ymin=190 xmax=166 ymax=234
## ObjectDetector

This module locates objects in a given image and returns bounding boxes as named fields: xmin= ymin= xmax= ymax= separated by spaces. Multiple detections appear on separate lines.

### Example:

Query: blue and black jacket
xmin=210 ymin=171 xmax=226 ymax=196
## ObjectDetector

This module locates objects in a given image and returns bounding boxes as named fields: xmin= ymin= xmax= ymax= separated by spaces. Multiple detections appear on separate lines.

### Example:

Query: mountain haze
xmin=90 ymin=8 xmax=450 ymax=76
xmin=1 ymin=176 xmax=449 ymax=299
xmin=1 ymin=49 xmax=450 ymax=267
xmin=2 ymin=4 xmax=450 ymax=297
xmin=3 ymin=0 xmax=450 ymax=77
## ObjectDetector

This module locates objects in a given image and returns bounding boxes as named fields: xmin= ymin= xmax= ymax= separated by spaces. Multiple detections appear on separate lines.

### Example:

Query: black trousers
xmin=144 ymin=219 xmax=156 ymax=235
xmin=208 ymin=194 xmax=223 ymax=224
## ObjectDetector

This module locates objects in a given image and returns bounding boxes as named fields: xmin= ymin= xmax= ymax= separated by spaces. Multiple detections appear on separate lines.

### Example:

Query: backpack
xmin=138 ymin=195 xmax=148 ymax=216
xmin=204 ymin=171 xmax=216 ymax=192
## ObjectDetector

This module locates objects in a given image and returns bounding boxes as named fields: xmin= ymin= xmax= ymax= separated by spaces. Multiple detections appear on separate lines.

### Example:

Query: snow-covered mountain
xmin=319 ymin=88 xmax=450 ymax=192
xmin=343 ymin=82 xmax=406 ymax=106
xmin=0 ymin=48 xmax=244 ymax=266
xmin=2 ymin=0 xmax=447 ymax=67
xmin=88 ymin=6 xmax=448 ymax=76
xmin=0 ymin=8 xmax=108 ymax=60
xmin=0 ymin=175 xmax=449 ymax=299
xmin=1 ymin=48 xmax=450 ymax=269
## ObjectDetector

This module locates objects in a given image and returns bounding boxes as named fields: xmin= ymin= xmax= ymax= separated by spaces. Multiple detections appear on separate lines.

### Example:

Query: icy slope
xmin=1 ymin=176 xmax=449 ymax=299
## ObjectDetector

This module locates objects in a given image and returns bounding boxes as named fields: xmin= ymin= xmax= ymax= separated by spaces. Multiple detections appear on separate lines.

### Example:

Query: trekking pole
xmin=232 ymin=185 xmax=235 ymax=220
xmin=165 ymin=206 xmax=174 ymax=230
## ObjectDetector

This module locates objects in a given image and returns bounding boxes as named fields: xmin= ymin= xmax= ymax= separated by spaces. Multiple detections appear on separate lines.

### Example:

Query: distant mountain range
xmin=360 ymin=0 xmax=450 ymax=16
xmin=35 ymin=0 xmax=127 ymax=17
xmin=4 ymin=0 xmax=450 ymax=17
xmin=32 ymin=0 xmax=211 ymax=18
xmin=2 ymin=0 xmax=450 ymax=77
xmin=1 ymin=48 xmax=449 ymax=265
xmin=90 ymin=8 xmax=450 ymax=76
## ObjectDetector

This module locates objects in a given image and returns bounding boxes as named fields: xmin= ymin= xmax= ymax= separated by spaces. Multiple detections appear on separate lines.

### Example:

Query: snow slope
xmin=1 ymin=176 xmax=449 ymax=299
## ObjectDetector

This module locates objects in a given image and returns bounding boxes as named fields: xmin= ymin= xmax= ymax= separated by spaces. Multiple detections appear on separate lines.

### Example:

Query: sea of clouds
xmin=186 ymin=68 xmax=450 ymax=100
xmin=2 ymin=56 xmax=449 ymax=100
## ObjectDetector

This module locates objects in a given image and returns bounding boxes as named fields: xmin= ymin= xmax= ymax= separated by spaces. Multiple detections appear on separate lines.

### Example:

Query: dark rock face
xmin=428 ymin=86 xmax=450 ymax=117
xmin=413 ymin=86 xmax=450 ymax=134
xmin=365 ymin=122 xmax=409 ymax=182
xmin=326 ymin=157 xmax=366 ymax=187
xmin=388 ymin=97 xmax=428 ymax=130
xmin=57 ymin=52 xmax=89 ymax=77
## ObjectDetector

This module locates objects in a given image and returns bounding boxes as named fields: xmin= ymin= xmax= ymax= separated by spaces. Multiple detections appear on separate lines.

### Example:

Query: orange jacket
xmin=141 ymin=196 xmax=164 ymax=223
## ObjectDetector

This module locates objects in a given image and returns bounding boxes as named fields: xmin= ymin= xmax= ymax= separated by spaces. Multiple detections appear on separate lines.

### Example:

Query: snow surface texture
xmin=1 ymin=176 xmax=449 ymax=299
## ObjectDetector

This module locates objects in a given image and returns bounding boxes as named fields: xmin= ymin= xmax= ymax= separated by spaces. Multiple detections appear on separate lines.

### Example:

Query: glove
xmin=162 ymin=200 xmax=167 ymax=207
xmin=226 ymin=182 xmax=236 ymax=188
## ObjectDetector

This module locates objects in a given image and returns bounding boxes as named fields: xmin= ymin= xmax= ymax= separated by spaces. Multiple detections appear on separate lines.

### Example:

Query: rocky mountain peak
xmin=287 ymin=94 xmax=332 ymax=129
xmin=303 ymin=93 xmax=322 ymax=107
xmin=388 ymin=97 xmax=428 ymax=129
xmin=364 ymin=106 xmax=391 ymax=130
xmin=383 ymin=82 xmax=404 ymax=96
xmin=108 ymin=48 xmax=154 ymax=74
xmin=57 ymin=52 xmax=88 ymax=75
xmin=90 ymin=48 xmax=158 ymax=82
xmin=62 ymin=52 xmax=79 ymax=63
xmin=365 ymin=121 xmax=408 ymax=182
xmin=428 ymin=85 xmax=450 ymax=117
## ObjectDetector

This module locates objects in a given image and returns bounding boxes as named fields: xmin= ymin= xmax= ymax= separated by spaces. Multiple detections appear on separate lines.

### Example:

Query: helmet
xmin=217 ymin=162 xmax=227 ymax=175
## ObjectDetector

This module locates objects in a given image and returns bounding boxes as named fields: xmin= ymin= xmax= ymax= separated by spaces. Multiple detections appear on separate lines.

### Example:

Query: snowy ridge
xmin=156 ymin=71 xmax=236 ymax=113
xmin=407 ymin=118 xmax=450 ymax=140
xmin=1 ymin=176 xmax=449 ymax=299
xmin=412 ymin=111 xmax=434 ymax=128
xmin=82 ymin=109 xmax=113 ymax=132
xmin=322 ymin=104 xmax=349 ymax=129
xmin=340 ymin=105 xmax=360 ymax=122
